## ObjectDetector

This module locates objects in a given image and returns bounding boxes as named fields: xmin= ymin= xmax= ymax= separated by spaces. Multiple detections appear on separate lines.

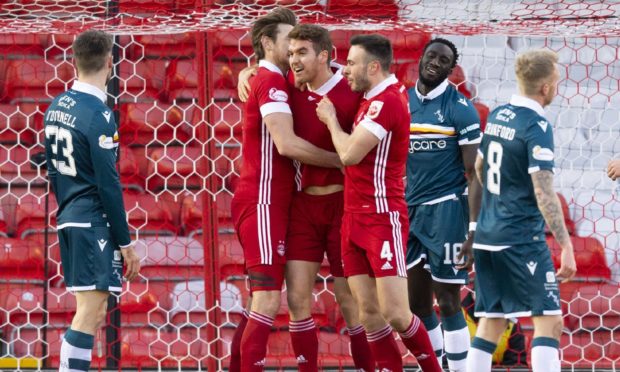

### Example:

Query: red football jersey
xmin=233 ymin=60 xmax=296 ymax=205
xmin=288 ymin=68 xmax=362 ymax=190
xmin=344 ymin=75 xmax=409 ymax=214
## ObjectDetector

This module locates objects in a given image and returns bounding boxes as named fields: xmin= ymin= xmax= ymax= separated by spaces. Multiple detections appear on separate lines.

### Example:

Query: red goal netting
xmin=0 ymin=1 xmax=618 ymax=371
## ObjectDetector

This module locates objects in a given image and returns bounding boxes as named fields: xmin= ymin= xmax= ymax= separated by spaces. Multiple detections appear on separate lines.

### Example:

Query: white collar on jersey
xmin=308 ymin=67 xmax=344 ymax=96
xmin=364 ymin=74 xmax=399 ymax=100
xmin=259 ymin=59 xmax=285 ymax=76
xmin=71 ymin=81 xmax=107 ymax=103
xmin=414 ymin=78 xmax=449 ymax=101
xmin=509 ymin=94 xmax=545 ymax=116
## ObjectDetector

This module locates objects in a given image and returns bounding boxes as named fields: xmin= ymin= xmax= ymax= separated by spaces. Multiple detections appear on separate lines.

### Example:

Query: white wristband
xmin=469 ymin=222 xmax=477 ymax=232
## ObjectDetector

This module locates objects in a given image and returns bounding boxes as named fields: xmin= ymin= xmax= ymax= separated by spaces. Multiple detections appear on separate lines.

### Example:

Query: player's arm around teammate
xmin=607 ymin=159 xmax=620 ymax=180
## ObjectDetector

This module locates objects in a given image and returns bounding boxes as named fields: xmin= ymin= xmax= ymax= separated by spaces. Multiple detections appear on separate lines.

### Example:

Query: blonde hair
xmin=515 ymin=49 xmax=559 ymax=96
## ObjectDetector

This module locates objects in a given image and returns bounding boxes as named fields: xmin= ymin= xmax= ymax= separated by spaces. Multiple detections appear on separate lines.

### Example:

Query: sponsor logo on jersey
xmin=526 ymin=261 xmax=538 ymax=275
xmin=114 ymin=250 xmax=122 ymax=261
xmin=408 ymin=139 xmax=447 ymax=153
xmin=268 ymin=87 xmax=288 ymax=102
xmin=98 ymin=131 xmax=119 ymax=149
xmin=366 ymin=100 xmax=384 ymax=119
xmin=546 ymin=271 xmax=556 ymax=283
xmin=532 ymin=145 xmax=554 ymax=161
xmin=537 ymin=120 xmax=549 ymax=132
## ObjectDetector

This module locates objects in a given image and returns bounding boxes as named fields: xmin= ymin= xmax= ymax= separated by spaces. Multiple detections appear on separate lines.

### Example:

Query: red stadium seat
xmin=327 ymin=0 xmax=398 ymax=19
xmin=0 ymin=238 xmax=45 ymax=282
xmin=181 ymin=193 xmax=232 ymax=235
xmin=218 ymin=232 xmax=243 ymax=278
xmin=565 ymin=283 xmax=620 ymax=331
xmin=130 ymin=33 xmax=195 ymax=59
xmin=0 ymin=145 xmax=47 ymax=188
xmin=0 ymin=103 xmax=45 ymax=146
xmin=120 ymin=328 xmax=202 ymax=369
xmin=209 ymin=101 xmax=243 ymax=138
xmin=116 ymin=59 xmax=167 ymax=102
xmin=134 ymin=236 xmax=204 ymax=281
xmin=118 ymin=145 xmax=144 ymax=191
xmin=395 ymin=61 xmax=419 ymax=89
xmin=121 ymin=281 xmax=171 ymax=326
xmin=119 ymin=102 xmax=193 ymax=145
xmin=474 ymin=101 xmax=490 ymax=132
xmin=14 ymin=192 xmax=57 ymax=240
xmin=560 ymin=331 xmax=611 ymax=368
xmin=0 ymin=203 xmax=7 ymax=237
xmin=118 ymin=0 xmax=175 ymax=15
xmin=146 ymin=146 xmax=205 ymax=192
xmin=2 ymin=59 xmax=74 ymax=103
xmin=546 ymin=235 xmax=610 ymax=280
xmin=0 ymin=34 xmax=45 ymax=57
xmin=123 ymin=192 xmax=177 ymax=235
xmin=164 ymin=59 xmax=198 ymax=102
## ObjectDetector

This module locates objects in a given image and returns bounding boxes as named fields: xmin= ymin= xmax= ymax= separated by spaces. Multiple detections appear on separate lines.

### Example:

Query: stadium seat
xmin=122 ymin=192 xmax=177 ymax=235
xmin=546 ymin=235 xmax=610 ymax=280
xmin=121 ymin=281 xmax=171 ymax=326
xmin=560 ymin=330 xmax=610 ymax=368
xmin=146 ymin=146 xmax=205 ymax=192
xmin=218 ymin=232 xmax=243 ymax=278
xmin=119 ymin=101 xmax=193 ymax=146
xmin=0 ymin=34 xmax=45 ymax=57
xmin=164 ymin=59 xmax=198 ymax=102
xmin=181 ymin=192 xmax=233 ymax=236
xmin=0 ymin=203 xmax=7 ymax=236
xmin=116 ymin=59 xmax=167 ymax=102
xmin=209 ymin=100 xmax=243 ymax=138
xmin=134 ymin=236 xmax=204 ymax=282
xmin=565 ymin=283 xmax=620 ymax=331
xmin=118 ymin=145 xmax=144 ymax=191
xmin=129 ymin=33 xmax=196 ymax=59
xmin=118 ymin=0 xmax=175 ymax=15
xmin=0 ymin=103 xmax=42 ymax=146
xmin=2 ymin=59 xmax=74 ymax=103
xmin=0 ymin=238 xmax=45 ymax=282
xmin=327 ymin=0 xmax=398 ymax=19
xmin=14 ymin=192 xmax=57 ymax=240
xmin=120 ymin=327 xmax=203 ymax=368
xmin=0 ymin=145 xmax=47 ymax=188
xmin=395 ymin=61 xmax=419 ymax=89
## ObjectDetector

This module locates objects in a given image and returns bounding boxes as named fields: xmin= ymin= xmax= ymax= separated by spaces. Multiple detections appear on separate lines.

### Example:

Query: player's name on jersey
xmin=46 ymin=109 xmax=76 ymax=128
xmin=484 ymin=122 xmax=515 ymax=141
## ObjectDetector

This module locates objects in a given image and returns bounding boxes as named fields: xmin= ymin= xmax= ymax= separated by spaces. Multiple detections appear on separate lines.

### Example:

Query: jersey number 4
xmin=486 ymin=141 xmax=503 ymax=195
xmin=45 ymin=125 xmax=77 ymax=177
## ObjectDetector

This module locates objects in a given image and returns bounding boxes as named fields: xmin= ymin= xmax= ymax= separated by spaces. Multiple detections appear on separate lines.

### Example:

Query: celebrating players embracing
xmin=317 ymin=34 xmax=441 ymax=372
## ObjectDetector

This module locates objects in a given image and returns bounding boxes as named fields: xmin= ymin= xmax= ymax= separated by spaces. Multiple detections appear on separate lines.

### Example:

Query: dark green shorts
xmin=406 ymin=195 xmax=469 ymax=284
xmin=58 ymin=224 xmax=123 ymax=292
xmin=473 ymin=242 xmax=562 ymax=318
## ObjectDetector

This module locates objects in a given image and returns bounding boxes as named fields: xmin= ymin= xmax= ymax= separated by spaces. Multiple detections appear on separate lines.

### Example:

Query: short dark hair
xmin=423 ymin=38 xmax=459 ymax=68
xmin=72 ymin=30 xmax=113 ymax=75
xmin=350 ymin=34 xmax=392 ymax=72
xmin=251 ymin=7 xmax=297 ymax=61
xmin=288 ymin=24 xmax=332 ymax=62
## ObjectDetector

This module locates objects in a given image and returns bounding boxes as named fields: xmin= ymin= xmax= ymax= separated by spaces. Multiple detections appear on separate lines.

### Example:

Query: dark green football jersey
xmin=406 ymin=81 xmax=482 ymax=206
xmin=474 ymin=95 xmax=555 ymax=248
xmin=44 ymin=81 xmax=131 ymax=247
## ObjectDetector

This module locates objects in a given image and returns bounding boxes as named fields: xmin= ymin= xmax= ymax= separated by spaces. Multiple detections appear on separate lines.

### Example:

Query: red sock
xmin=229 ymin=310 xmax=248 ymax=372
xmin=241 ymin=311 xmax=273 ymax=371
xmin=399 ymin=316 xmax=442 ymax=372
xmin=289 ymin=317 xmax=318 ymax=372
xmin=347 ymin=325 xmax=375 ymax=372
xmin=367 ymin=325 xmax=403 ymax=372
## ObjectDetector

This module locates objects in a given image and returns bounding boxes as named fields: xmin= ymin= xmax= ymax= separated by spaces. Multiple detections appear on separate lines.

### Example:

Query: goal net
xmin=0 ymin=1 xmax=618 ymax=371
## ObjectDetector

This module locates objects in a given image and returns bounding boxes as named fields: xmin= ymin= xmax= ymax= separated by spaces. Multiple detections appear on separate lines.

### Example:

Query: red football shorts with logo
xmin=340 ymin=210 xmax=409 ymax=278
xmin=286 ymin=191 xmax=345 ymax=277
xmin=231 ymin=200 xmax=289 ymax=292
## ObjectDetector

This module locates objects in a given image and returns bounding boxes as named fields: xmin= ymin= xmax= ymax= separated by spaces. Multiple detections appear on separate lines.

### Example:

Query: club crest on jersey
xmin=268 ymin=87 xmax=288 ymax=102
xmin=434 ymin=109 xmax=445 ymax=123
xmin=277 ymin=240 xmax=286 ymax=256
xmin=366 ymin=101 xmax=384 ymax=119
xmin=532 ymin=145 xmax=554 ymax=161
xmin=99 ymin=131 xmax=120 ymax=149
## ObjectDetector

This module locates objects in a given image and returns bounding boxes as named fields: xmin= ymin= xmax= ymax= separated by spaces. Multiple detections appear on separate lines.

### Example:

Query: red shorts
xmin=231 ymin=200 xmax=288 ymax=292
xmin=341 ymin=210 xmax=408 ymax=278
xmin=286 ymin=191 xmax=344 ymax=277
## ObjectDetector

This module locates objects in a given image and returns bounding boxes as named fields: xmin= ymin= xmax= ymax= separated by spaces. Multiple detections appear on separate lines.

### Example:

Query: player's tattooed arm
xmin=531 ymin=170 xmax=576 ymax=282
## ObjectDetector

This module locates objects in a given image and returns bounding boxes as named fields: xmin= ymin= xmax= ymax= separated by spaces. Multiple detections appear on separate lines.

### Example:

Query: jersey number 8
xmin=45 ymin=125 xmax=77 ymax=177
xmin=486 ymin=141 xmax=503 ymax=195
